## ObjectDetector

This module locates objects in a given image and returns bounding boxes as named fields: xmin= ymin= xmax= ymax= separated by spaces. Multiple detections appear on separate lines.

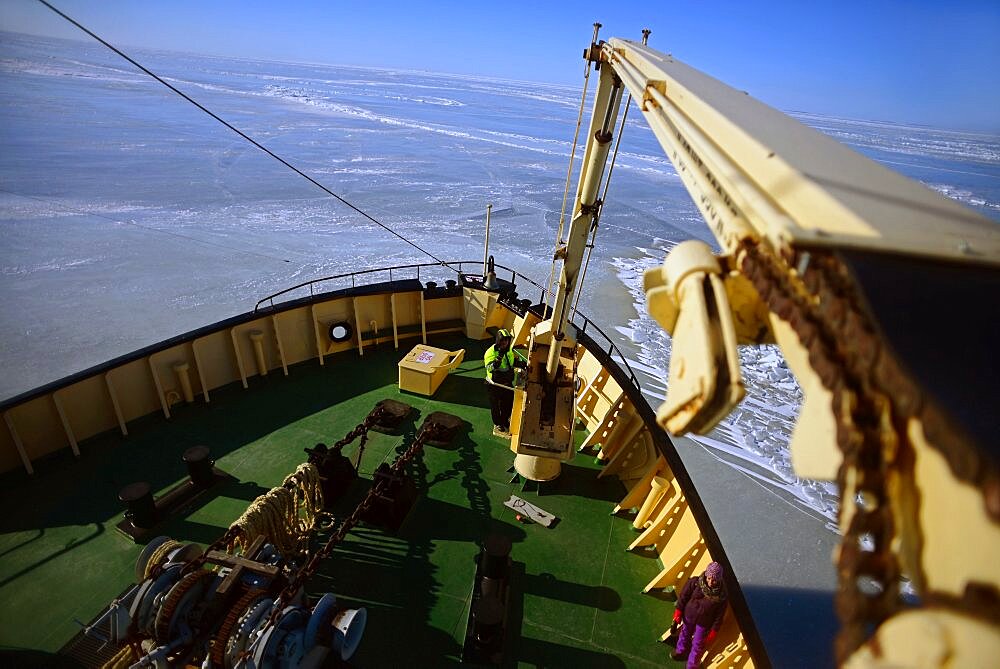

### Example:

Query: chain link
xmin=738 ymin=241 xmax=907 ymax=662
xmin=175 ymin=407 xmax=389 ymax=582
xmin=266 ymin=418 xmax=445 ymax=624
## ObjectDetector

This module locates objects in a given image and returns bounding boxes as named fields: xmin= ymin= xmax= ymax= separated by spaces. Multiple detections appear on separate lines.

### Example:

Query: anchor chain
xmin=330 ymin=406 xmax=388 ymax=452
xmin=174 ymin=406 xmax=390 ymax=582
xmin=265 ymin=419 xmax=445 ymax=626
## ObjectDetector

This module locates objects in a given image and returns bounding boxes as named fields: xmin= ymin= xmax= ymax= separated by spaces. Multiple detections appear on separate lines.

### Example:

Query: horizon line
xmin=3 ymin=28 xmax=999 ymax=137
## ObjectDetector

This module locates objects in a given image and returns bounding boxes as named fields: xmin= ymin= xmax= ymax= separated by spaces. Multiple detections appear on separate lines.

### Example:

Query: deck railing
xmin=253 ymin=260 xmax=642 ymax=390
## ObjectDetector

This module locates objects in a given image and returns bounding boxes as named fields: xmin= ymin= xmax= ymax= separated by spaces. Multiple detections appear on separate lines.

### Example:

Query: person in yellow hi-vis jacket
xmin=483 ymin=328 xmax=527 ymax=437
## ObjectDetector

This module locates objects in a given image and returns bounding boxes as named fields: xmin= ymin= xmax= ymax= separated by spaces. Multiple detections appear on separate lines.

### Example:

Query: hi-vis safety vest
xmin=484 ymin=344 xmax=517 ymax=383
xmin=484 ymin=329 xmax=524 ymax=383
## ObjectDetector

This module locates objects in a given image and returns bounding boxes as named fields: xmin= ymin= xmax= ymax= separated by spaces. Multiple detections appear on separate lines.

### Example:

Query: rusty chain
xmin=738 ymin=241 xmax=908 ymax=663
xmin=171 ymin=406 xmax=389 ymax=582
xmin=265 ymin=418 xmax=445 ymax=625
xmin=734 ymin=241 xmax=999 ymax=657
xmin=331 ymin=405 xmax=388 ymax=451
xmin=124 ymin=406 xmax=398 ymax=666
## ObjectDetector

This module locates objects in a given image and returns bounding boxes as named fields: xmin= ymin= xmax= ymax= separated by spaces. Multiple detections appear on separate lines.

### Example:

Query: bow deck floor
xmin=0 ymin=335 xmax=678 ymax=667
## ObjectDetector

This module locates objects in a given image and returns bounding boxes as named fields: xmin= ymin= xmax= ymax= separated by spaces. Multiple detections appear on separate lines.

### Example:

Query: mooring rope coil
xmin=225 ymin=462 xmax=324 ymax=556
xmin=283 ymin=463 xmax=325 ymax=537
xmin=100 ymin=645 xmax=135 ymax=669
xmin=222 ymin=406 xmax=387 ymax=557
xmin=171 ymin=406 xmax=388 ymax=579
xmin=104 ymin=407 xmax=416 ymax=668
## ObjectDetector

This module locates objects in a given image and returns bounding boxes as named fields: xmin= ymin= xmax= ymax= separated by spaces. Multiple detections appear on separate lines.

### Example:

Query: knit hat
xmin=706 ymin=562 xmax=723 ymax=581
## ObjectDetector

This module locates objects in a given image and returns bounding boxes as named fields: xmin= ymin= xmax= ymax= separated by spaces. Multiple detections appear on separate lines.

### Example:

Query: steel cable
xmin=571 ymin=92 xmax=632 ymax=316
xmin=544 ymin=22 xmax=601 ymax=310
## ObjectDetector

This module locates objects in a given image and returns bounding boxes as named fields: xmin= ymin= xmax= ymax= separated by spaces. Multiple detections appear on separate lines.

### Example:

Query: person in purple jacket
xmin=670 ymin=561 xmax=728 ymax=667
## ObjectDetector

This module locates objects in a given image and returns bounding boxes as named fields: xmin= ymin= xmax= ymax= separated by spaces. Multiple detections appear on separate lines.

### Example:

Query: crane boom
xmin=601 ymin=38 xmax=1000 ymax=262
xmin=563 ymin=36 xmax=1000 ymax=667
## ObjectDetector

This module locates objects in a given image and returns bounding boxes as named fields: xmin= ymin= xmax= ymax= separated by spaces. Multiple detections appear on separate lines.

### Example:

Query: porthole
xmin=328 ymin=321 xmax=353 ymax=343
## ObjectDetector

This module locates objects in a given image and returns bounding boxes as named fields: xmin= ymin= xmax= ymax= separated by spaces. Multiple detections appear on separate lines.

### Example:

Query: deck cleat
xmin=462 ymin=535 xmax=513 ymax=665
xmin=117 ymin=456 xmax=233 ymax=543
xmin=361 ymin=462 xmax=418 ymax=530
xmin=370 ymin=398 xmax=413 ymax=434
xmin=182 ymin=445 xmax=217 ymax=488
xmin=304 ymin=443 xmax=356 ymax=506
xmin=120 ymin=481 xmax=158 ymax=530
xmin=471 ymin=596 xmax=504 ymax=650
xmin=422 ymin=411 xmax=464 ymax=446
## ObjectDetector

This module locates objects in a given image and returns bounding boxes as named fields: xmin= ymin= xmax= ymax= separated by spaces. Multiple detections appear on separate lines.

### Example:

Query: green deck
xmin=0 ymin=334 xmax=680 ymax=667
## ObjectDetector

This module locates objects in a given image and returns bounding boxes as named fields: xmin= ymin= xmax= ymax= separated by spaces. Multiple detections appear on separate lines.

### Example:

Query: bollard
xmin=472 ymin=596 xmax=504 ymax=648
xmin=481 ymin=534 xmax=512 ymax=579
xmin=634 ymin=475 xmax=670 ymax=529
xmin=172 ymin=362 xmax=194 ymax=403
xmin=183 ymin=445 xmax=215 ymax=488
xmin=120 ymin=482 xmax=157 ymax=529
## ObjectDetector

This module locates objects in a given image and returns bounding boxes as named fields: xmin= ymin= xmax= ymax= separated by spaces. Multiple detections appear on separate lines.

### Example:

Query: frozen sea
xmin=2 ymin=31 xmax=999 ymax=548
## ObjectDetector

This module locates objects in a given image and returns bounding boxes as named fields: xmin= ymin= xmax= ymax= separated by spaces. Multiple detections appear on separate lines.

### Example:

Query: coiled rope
xmin=144 ymin=539 xmax=182 ymax=579
xmin=282 ymin=462 xmax=325 ymax=536
xmin=100 ymin=645 xmax=135 ymax=669
xmin=225 ymin=463 xmax=324 ymax=556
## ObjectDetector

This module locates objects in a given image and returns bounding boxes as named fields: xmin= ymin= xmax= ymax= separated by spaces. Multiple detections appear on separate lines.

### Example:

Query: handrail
xmin=252 ymin=260 xmax=642 ymax=390
xmin=252 ymin=261 xmax=469 ymax=313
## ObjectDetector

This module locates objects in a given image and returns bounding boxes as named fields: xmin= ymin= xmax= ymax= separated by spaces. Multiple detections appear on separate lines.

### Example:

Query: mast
xmin=544 ymin=58 xmax=624 ymax=381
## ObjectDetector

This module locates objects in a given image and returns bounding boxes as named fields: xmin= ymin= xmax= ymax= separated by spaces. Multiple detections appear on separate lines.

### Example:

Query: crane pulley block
xmin=644 ymin=240 xmax=746 ymax=435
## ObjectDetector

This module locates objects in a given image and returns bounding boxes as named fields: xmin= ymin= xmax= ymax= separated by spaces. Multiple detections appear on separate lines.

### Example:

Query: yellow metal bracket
xmin=644 ymin=240 xmax=745 ymax=435
xmin=640 ymin=79 xmax=666 ymax=112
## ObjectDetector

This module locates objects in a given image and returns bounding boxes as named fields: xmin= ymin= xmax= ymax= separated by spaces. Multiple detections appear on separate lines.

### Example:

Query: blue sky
xmin=2 ymin=0 xmax=999 ymax=131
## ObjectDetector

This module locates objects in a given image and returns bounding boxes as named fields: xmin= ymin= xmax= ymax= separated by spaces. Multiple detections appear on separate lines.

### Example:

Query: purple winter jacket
xmin=677 ymin=574 xmax=727 ymax=631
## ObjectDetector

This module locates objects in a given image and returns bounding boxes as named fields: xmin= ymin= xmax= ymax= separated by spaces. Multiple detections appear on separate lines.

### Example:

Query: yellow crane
xmin=518 ymin=28 xmax=1000 ymax=666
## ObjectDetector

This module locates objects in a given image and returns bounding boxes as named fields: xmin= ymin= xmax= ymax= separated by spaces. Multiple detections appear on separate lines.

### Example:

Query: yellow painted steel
xmin=0 ymin=281 xmax=754 ymax=666
xmin=397 ymin=344 xmax=464 ymax=396
xmin=594 ymin=35 xmax=1000 ymax=667
xmin=843 ymin=609 xmax=1000 ymax=669
xmin=603 ymin=39 xmax=1000 ymax=264
xmin=644 ymin=240 xmax=745 ymax=435
xmin=572 ymin=342 xmax=750 ymax=667
xmin=0 ymin=290 xmax=449 ymax=475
